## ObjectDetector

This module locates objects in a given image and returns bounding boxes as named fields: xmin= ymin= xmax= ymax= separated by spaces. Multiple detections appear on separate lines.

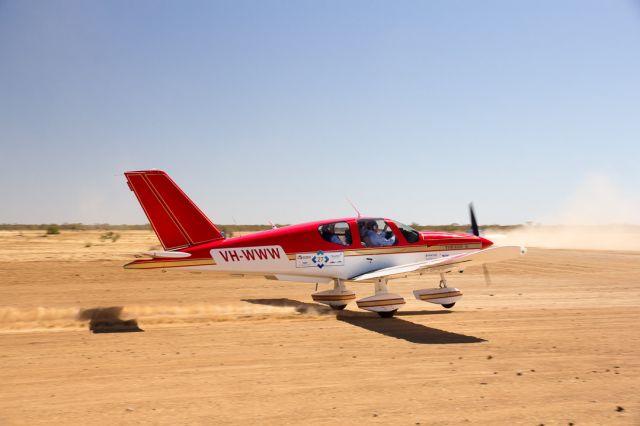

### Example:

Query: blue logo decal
xmin=311 ymin=251 xmax=330 ymax=269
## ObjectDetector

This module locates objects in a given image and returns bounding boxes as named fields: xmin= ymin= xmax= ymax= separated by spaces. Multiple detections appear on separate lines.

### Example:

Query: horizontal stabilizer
xmin=142 ymin=251 xmax=191 ymax=259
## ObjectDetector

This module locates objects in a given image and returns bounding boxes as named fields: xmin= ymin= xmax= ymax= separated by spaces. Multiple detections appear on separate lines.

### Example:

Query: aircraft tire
xmin=442 ymin=303 xmax=456 ymax=309
xmin=377 ymin=310 xmax=397 ymax=318
xmin=330 ymin=304 xmax=347 ymax=311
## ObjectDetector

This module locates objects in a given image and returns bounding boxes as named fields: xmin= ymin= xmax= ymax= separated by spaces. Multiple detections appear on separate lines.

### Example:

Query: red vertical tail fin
xmin=124 ymin=170 xmax=224 ymax=250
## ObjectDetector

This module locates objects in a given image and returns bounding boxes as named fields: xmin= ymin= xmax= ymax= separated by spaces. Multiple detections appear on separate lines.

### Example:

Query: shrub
xmin=46 ymin=224 xmax=60 ymax=235
xmin=100 ymin=231 xmax=121 ymax=242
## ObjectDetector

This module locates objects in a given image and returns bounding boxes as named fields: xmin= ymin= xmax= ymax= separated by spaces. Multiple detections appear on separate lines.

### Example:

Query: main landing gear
xmin=355 ymin=278 xmax=406 ymax=318
xmin=311 ymin=279 xmax=355 ymax=310
xmin=312 ymin=277 xmax=405 ymax=318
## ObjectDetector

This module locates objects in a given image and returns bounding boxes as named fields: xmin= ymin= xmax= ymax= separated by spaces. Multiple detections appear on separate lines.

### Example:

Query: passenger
xmin=322 ymin=224 xmax=347 ymax=246
xmin=363 ymin=221 xmax=395 ymax=247
xmin=344 ymin=228 xmax=352 ymax=245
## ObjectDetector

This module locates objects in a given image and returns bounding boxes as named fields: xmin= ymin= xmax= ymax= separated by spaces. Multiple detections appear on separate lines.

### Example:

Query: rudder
xmin=125 ymin=170 xmax=224 ymax=250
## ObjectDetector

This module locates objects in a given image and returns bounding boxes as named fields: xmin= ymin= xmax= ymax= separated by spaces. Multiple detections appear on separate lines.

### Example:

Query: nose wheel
xmin=413 ymin=273 xmax=463 ymax=309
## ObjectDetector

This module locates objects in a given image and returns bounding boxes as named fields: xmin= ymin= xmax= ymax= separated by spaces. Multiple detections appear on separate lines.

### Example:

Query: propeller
xmin=482 ymin=264 xmax=493 ymax=286
xmin=469 ymin=203 xmax=480 ymax=237
xmin=470 ymin=203 xmax=492 ymax=286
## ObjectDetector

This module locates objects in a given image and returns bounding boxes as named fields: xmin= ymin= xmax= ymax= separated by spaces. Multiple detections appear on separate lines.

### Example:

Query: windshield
xmin=394 ymin=221 xmax=420 ymax=243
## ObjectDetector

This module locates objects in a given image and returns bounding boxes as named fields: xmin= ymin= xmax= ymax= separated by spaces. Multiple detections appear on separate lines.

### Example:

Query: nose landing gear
xmin=413 ymin=273 xmax=463 ymax=309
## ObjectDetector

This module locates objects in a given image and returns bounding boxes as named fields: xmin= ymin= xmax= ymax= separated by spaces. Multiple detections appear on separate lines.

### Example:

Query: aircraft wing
xmin=349 ymin=246 xmax=526 ymax=282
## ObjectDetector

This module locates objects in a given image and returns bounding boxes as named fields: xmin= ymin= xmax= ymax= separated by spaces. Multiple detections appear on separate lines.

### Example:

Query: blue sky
xmin=1 ymin=0 xmax=639 ymax=225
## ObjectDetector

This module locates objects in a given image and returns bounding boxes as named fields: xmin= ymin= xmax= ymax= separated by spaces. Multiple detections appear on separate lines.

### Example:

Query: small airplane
xmin=123 ymin=170 xmax=526 ymax=318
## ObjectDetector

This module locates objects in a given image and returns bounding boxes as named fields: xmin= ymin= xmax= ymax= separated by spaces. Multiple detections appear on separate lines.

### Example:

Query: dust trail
xmin=0 ymin=306 xmax=84 ymax=333
xmin=0 ymin=307 xmax=80 ymax=325
xmin=124 ymin=302 xmax=330 ymax=324
xmin=0 ymin=302 xmax=330 ymax=333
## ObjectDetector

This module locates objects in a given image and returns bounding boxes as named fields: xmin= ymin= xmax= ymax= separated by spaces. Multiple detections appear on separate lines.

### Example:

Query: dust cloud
xmin=489 ymin=174 xmax=640 ymax=251
xmin=491 ymin=225 xmax=640 ymax=251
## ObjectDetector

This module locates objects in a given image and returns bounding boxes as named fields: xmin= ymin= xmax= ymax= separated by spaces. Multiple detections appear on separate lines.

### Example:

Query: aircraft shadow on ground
xmin=242 ymin=298 xmax=485 ymax=345
xmin=77 ymin=306 xmax=144 ymax=334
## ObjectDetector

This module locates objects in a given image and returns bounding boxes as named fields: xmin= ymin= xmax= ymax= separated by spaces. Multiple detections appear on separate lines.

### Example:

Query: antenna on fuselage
xmin=346 ymin=197 xmax=362 ymax=218
xmin=268 ymin=220 xmax=278 ymax=230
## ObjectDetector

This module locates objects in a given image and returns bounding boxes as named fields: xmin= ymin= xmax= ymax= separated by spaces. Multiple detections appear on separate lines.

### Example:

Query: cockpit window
xmin=394 ymin=221 xmax=420 ymax=243
xmin=318 ymin=222 xmax=351 ymax=246
xmin=358 ymin=219 xmax=398 ymax=247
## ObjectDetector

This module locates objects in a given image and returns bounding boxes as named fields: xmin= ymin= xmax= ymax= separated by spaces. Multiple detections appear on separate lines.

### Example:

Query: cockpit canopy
xmin=317 ymin=218 xmax=420 ymax=247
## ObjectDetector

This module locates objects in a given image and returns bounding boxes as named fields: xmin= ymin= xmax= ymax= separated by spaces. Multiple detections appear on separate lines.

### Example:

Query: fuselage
xmin=125 ymin=217 xmax=493 ymax=283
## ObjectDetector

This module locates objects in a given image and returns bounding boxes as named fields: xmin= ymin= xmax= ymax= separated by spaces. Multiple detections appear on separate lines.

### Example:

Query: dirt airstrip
xmin=0 ymin=230 xmax=638 ymax=425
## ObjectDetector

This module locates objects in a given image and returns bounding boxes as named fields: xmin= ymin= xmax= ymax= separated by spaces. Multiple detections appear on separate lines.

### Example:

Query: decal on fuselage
xmin=211 ymin=246 xmax=287 ymax=264
xmin=296 ymin=251 xmax=344 ymax=269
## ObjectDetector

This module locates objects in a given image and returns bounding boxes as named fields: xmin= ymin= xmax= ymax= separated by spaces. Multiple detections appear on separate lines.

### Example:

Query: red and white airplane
xmin=124 ymin=170 xmax=526 ymax=318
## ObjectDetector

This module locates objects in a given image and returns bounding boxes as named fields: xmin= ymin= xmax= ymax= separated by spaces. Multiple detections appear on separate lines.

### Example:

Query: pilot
xmin=363 ymin=221 xmax=395 ymax=247
xmin=322 ymin=224 xmax=347 ymax=246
